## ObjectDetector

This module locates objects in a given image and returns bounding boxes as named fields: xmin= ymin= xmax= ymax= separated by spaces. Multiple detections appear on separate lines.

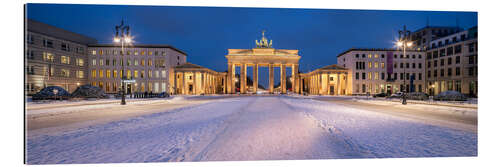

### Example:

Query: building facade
xmin=173 ymin=63 xmax=226 ymax=95
xmin=299 ymin=65 xmax=350 ymax=95
xmin=425 ymin=27 xmax=478 ymax=97
xmin=337 ymin=48 xmax=426 ymax=95
xmin=87 ymin=44 xmax=187 ymax=94
xmin=25 ymin=19 xmax=98 ymax=95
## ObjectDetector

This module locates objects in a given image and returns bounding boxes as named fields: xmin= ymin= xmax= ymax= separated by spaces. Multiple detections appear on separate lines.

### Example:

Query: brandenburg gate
xmin=225 ymin=31 xmax=301 ymax=94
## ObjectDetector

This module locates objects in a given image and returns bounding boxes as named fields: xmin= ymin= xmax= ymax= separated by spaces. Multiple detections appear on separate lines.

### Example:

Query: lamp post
xmin=114 ymin=20 xmax=132 ymax=105
xmin=397 ymin=25 xmax=412 ymax=105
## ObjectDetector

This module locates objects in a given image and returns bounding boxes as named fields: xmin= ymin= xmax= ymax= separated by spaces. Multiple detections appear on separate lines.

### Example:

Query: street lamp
xmin=396 ymin=25 xmax=413 ymax=105
xmin=114 ymin=20 xmax=132 ymax=105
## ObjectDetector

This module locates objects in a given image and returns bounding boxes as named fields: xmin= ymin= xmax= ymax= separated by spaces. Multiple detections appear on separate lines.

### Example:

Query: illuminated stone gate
xmin=225 ymin=31 xmax=301 ymax=94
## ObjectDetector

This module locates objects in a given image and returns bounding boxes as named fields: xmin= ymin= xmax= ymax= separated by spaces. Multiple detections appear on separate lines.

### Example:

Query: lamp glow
xmin=113 ymin=37 xmax=120 ymax=43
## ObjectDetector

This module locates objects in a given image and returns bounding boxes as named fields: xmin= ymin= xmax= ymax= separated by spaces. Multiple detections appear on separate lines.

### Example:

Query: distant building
xmin=337 ymin=48 xmax=426 ymax=95
xmin=25 ymin=19 xmax=97 ymax=95
xmin=87 ymin=44 xmax=187 ymax=94
xmin=425 ymin=26 xmax=477 ymax=97
xmin=409 ymin=26 xmax=462 ymax=51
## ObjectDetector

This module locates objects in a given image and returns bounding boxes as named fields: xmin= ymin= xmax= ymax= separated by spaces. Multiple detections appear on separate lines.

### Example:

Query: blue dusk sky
xmin=26 ymin=4 xmax=477 ymax=87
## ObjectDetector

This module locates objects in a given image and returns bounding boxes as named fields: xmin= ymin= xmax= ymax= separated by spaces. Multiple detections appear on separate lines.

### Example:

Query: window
xmin=456 ymin=56 xmax=460 ymax=64
xmin=381 ymin=54 xmax=385 ymax=58
xmin=91 ymin=50 xmax=97 ymax=55
xmin=149 ymin=51 xmax=153 ymax=55
xmin=440 ymin=69 xmax=444 ymax=77
xmin=355 ymin=73 xmax=359 ymax=80
xmin=418 ymin=73 xmax=422 ymax=80
xmin=434 ymin=70 xmax=437 ymax=77
xmin=77 ymin=70 xmax=84 ymax=78
xmin=61 ymin=69 xmax=70 ymax=77
xmin=447 ymin=47 xmax=453 ymax=56
xmin=381 ymin=62 xmax=385 ymax=68
xmin=368 ymin=62 xmax=372 ymax=68
xmin=368 ymin=72 xmax=372 ymax=80
xmin=428 ymin=71 xmax=431 ymax=78
xmin=468 ymin=67 xmax=474 ymax=76
xmin=99 ymin=50 xmax=103 ymax=55
xmin=440 ymin=59 xmax=445 ymax=66
xmin=468 ymin=43 xmax=475 ymax=53
xmin=92 ymin=59 xmax=96 ymax=66
xmin=60 ymin=56 xmax=70 ymax=64
xmin=77 ymin=58 xmax=84 ymax=66
xmin=374 ymin=73 xmax=379 ymax=80
xmin=27 ymin=34 xmax=34 ymax=44
xmin=412 ymin=55 xmax=415 ymax=59
xmin=135 ymin=60 xmax=139 ymax=66
xmin=362 ymin=54 xmax=366 ymax=58
xmin=448 ymin=68 xmax=452 ymax=76
xmin=106 ymin=59 xmax=110 ymax=66
xmin=99 ymin=70 xmax=104 ymax=78
xmin=469 ymin=55 xmax=474 ymax=64
xmin=374 ymin=62 xmax=378 ymax=68
xmin=412 ymin=63 xmax=415 ymax=69
xmin=362 ymin=73 xmax=365 ymax=80
xmin=381 ymin=73 xmax=385 ymax=80
xmin=418 ymin=54 xmax=422 ymax=59
xmin=134 ymin=70 xmax=139 ymax=78
xmin=155 ymin=71 xmax=160 ymax=78
xmin=368 ymin=54 xmax=372 ymax=58
xmin=428 ymin=61 xmax=431 ymax=68
xmin=439 ymin=49 xmax=446 ymax=57
xmin=148 ymin=70 xmax=153 ymax=78
xmin=91 ymin=70 xmax=96 ymax=78
xmin=418 ymin=63 xmax=422 ymax=69
xmin=112 ymin=59 xmax=117 ymax=66
xmin=406 ymin=63 xmax=409 ymax=68
xmin=43 ymin=39 xmax=53 ymax=48
xmin=61 ymin=43 xmax=69 ymax=51
xmin=455 ymin=45 xmax=462 ymax=54
xmin=43 ymin=52 xmax=54 ymax=62
xmin=134 ymin=51 xmax=138 ymax=55
xmin=374 ymin=54 xmax=379 ymax=58
xmin=26 ymin=50 xmax=34 ymax=59
xmin=394 ymin=73 xmax=398 ymax=80
xmin=162 ymin=70 xmax=167 ymax=78
xmin=106 ymin=70 xmax=111 ymax=78
xmin=448 ymin=57 xmax=452 ymax=65
xmin=433 ymin=51 xmax=438 ymax=58
xmin=456 ymin=67 xmax=461 ymax=76
xmin=113 ymin=70 xmax=117 ymax=78
xmin=355 ymin=54 xmax=359 ymax=58
xmin=434 ymin=60 xmax=437 ymax=67
xmin=100 ymin=59 xmax=104 ymax=66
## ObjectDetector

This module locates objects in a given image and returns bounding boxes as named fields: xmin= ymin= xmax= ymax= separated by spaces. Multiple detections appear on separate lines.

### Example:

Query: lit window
xmin=91 ymin=70 xmax=96 ymax=78
xmin=99 ymin=70 xmax=103 ymax=78
xmin=368 ymin=62 xmax=372 ymax=68
xmin=61 ymin=56 xmax=70 ymax=64
xmin=106 ymin=70 xmax=111 ymax=78
xmin=381 ymin=62 xmax=385 ymax=68
xmin=374 ymin=54 xmax=379 ymax=58
xmin=92 ymin=59 xmax=96 ymax=66
xmin=374 ymin=62 xmax=378 ymax=68
xmin=43 ymin=52 xmax=54 ymax=62
xmin=134 ymin=70 xmax=139 ymax=78
xmin=368 ymin=54 xmax=372 ymax=58
xmin=100 ymin=59 xmax=104 ymax=66
xmin=162 ymin=70 xmax=167 ymax=78
xmin=61 ymin=69 xmax=70 ymax=77
xmin=77 ymin=58 xmax=85 ymax=66
xmin=77 ymin=70 xmax=84 ymax=78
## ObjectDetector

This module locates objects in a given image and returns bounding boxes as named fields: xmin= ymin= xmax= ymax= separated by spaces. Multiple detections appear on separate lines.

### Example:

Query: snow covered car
xmin=406 ymin=92 xmax=429 ymax=100
xmin=388 ymin=92 xmax=403 ymax=98
xmin=372 ymin=92 xmax=387 ymax=98
xmin=71 ymin=84 xmax=109 ymax=99
xmin=433 ymin=91 xmax=467 ymax=101
xmin=32 ymin=86 xmax=72 ymax=100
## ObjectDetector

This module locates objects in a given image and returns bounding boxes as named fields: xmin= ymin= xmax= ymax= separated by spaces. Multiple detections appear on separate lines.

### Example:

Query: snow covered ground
xmin=26 ymin=96 xmax=477 ymax=164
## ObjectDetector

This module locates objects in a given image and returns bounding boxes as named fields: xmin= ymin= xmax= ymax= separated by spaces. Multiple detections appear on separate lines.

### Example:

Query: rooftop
xmin=336 ymin=48 xmax=423 ymax=57
xmin=27 ymin=19 xmax=98 ymax=45
xmin=87 ymin=44 xmax=187 ymax=56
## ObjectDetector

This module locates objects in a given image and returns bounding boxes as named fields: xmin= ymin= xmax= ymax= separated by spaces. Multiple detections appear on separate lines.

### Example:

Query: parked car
xmin=433 ymin=91 xmax=467 ymax=101
xmin=388 ymin=92 xmax=403 ymax=98
xmin=372 ymin=92 xmax=387 ymax=98
xmin=407 ymin=92 xmax=429 ymax=100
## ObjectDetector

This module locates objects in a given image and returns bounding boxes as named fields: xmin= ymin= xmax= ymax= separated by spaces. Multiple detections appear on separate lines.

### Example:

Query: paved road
xmin=26 ymin=96 xmax=477 ymax=164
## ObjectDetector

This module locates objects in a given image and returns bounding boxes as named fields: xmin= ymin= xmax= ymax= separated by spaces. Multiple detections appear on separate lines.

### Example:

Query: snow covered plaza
xmin=26 ymin=95 xmax=477 ymax=164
